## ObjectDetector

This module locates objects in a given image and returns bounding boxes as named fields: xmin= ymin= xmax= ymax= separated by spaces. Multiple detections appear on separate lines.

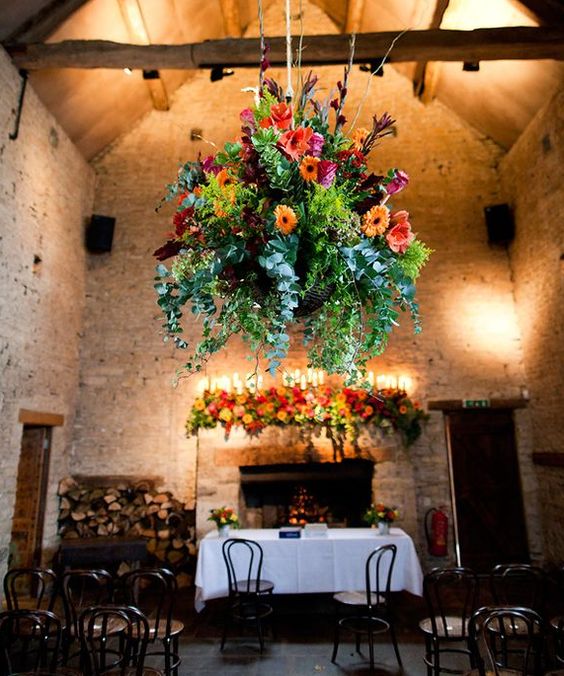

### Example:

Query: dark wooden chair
xmin=467 ymin=606 xmax=545 ymax=676
xmin=489 ymin=564 xmax=546 ymax=615
xmin=120 ymin=569 xmax=183 ymax=676
xmin=0 ymin=608 xmax=79 ymax=675
xmin=3 ymin=568 xmax=58 ymax=613
xmin=419 ymin=567 xmax=479 ymax=675
xmin=331 ymin=543 xmax=402 ymax=673
xmin=221 ymin=538 xmax=274 ymax=653
xmin=78 ymin=605 xmax=162 ymax=676
xmin=60 ymin=569 xmax=113 ymax=666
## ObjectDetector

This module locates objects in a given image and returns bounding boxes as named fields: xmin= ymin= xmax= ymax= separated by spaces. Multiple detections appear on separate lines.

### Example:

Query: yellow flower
xmin=218 ymin=408 xmax=233 ymax=422
xmin=299 ymin=156 xmax=320 ymax=182
xmin=277 ymin=410 xmax=288 ymax=421
xmin=361 ymin=205 xmax=390 ymax=237
xmin=351 ymin=127 xmax=369 ymax=151
xmin=399 ymin=405 xmax=408 ymax=414
xmin=193 ymin=399 xmax=206 ymax=411
xmin=242 ymin=413 xmax=253 ymax=424
xmin=217 ymin=168 xmax=235 ymax=189
xmin=274 ymin=204 xmax=298 ymax=235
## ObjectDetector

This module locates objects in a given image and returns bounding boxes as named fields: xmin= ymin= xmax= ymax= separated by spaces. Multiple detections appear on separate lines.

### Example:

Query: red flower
xmin=278 ymin=126 xmax=313 ymax=161
xmin=386 ymin=211 xmax=415 ymax=254
xmin=270 ymin=102 xmax=293 ymax=130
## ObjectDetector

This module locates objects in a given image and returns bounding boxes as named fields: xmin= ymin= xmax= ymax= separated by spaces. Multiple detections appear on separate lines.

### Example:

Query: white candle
xmin=318 ymin=371 xmax=325 ymax=385
xmin=300 ymin=375 xmax=307 ymax=390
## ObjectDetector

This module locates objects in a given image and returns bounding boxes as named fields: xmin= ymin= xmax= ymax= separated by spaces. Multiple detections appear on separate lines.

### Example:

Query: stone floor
xmin=167 ymin=588 xmax=460 ymax=676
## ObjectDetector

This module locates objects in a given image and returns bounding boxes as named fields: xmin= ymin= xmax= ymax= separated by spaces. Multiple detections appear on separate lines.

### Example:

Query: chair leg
xmin=432 ymin=638 xmax=441 ymax=676
xmin=389 ymin=621 xmax=403 ymax=669
xmin=356 ymin=631 xmax=361 ymax=654
xmin=423 ymin=635 xmax=433 ymax=676
xmin=220 ymin=603 xmax=230 ymax=651
xmin=172 ymin=634 xmax=180 ymax=676
xmin=331 ymin=620 xmax=340 ymax=663
xmin=367 ymin=628 xmax=375 ymax=674
xmin=256 ymin=616 xmax=264 ymax=654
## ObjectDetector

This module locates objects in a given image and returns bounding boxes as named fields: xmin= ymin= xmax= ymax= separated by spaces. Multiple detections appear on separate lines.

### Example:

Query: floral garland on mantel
xmin=187 ymin=385 xmax=427 ymax=459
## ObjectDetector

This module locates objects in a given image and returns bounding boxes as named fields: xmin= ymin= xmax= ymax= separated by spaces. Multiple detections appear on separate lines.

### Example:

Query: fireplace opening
xmin=240 ymin=459 xmax=374 ymax=528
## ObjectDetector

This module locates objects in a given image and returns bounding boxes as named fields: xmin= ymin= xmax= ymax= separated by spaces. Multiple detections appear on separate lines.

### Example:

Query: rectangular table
xmin=194 ymin=527 xmax=423 ymax=611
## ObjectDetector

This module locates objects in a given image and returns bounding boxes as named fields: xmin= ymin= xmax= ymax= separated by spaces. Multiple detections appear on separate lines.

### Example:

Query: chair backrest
xmin=3 ymin=567 xmax=58 ymax=612
xmin=490 ymin=563 xmax=546 ymax=613
xmin=120 ymin=567 xmax=176 ymax=637
xmin=468 ymin=606 xmax=544 ymax=676
xmin=222 ymin=538 xmax=265 ymax=595
xmin=0 ymin=608 xmax=62 ymax=674
xmin=365 ymin=544 xmax=397 ymax=610
xmin=423 ymin=567 xmax=479 ymax=638
xmin=61 ymin=569 xmax=113 ymax=636
xmin=79 ymin=605 xmax=151 ymax=676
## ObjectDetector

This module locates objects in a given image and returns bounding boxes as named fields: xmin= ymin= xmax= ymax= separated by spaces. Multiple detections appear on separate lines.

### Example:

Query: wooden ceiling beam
xmin=117 ymin=0 xmax=169 ymax=111
xmin=219 ymin=0 xmax=242 ymax=37
xmin=6 ymin=0 xmax=90 ymax=43
xmin=6 ymin=27 xmax=564 ymax=70
xmin=344 ymin=0 xmax=366 ymax=33
xmin=514 ymin=0 xmax=564 ymax=25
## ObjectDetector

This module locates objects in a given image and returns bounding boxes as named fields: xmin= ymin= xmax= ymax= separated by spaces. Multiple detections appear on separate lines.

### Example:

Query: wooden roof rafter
xmin=413 ymin=0 xmax=451 ymax=103
xmin=514 ymin=0 xmax=564 ymax=25
xmin=6 ymin=0 xmax=90 ymax=43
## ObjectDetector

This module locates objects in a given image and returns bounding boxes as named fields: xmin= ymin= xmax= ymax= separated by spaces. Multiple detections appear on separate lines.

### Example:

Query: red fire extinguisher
xmin=425 ymin=506 xmax=449 ymax=557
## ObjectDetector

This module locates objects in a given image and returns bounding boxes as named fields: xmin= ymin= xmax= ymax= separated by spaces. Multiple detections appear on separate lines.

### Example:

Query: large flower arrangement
xmin=187 ymin=384 xmax=427 ymax=454
xmin=154 ymin=70 xmax=430 ymax=378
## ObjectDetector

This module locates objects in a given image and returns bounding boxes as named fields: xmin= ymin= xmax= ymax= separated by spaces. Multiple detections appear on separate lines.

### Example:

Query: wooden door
xmin=10 ymin=426 xmax=51 ymax=569
xmin=446 ymin=410 xmax=529 ymax=572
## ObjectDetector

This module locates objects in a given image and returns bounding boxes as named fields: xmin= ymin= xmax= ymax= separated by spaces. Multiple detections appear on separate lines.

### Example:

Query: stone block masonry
xmin=0 ymin=46 xmax=95 ymax=579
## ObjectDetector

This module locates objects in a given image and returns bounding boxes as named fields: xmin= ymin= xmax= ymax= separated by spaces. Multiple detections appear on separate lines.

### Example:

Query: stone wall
xmin=501 ymin=88 xmax=564 ymax=563
xmin=72 ymin=2 xmax=541 ymax=565
xmin=0 ymin=48 xmax=94 ymax=573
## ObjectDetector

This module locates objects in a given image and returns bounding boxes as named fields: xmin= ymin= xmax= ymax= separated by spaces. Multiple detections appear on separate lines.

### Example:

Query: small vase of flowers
xmin=363 ymin=503 xmax=399 ymax=535
xmin=208 ymin=506 xmax=239 ymax=538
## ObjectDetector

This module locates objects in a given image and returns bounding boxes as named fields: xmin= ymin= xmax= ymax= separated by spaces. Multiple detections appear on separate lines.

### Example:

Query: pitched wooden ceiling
xmin=1 ymin=0 xmax=563 ymax=159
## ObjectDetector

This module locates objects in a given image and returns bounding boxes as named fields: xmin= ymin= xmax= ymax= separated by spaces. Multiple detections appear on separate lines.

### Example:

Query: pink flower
xmin=386 ymin=211 xmax=415 ymax=254
xmin=386 ymin=169 xmax=409 ymax=195
xmin=240 ymin=107 xmax=256 ymax=131
xmin=317 ymin=160 xmax=337 ymax=188
xmin=308 ymin=132 xmax=325 ymax=157
xmin=202 ymin=155 xmax=222 ymax=176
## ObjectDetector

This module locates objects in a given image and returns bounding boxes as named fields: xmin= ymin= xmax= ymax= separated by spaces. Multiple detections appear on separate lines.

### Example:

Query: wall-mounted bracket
xmin=9 ymin=69 xmax=29 ymax=141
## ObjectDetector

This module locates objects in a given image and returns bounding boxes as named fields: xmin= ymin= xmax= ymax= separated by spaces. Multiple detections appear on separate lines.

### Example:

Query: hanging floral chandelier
xmin=154 ymin=7 xmax=430 ymax=382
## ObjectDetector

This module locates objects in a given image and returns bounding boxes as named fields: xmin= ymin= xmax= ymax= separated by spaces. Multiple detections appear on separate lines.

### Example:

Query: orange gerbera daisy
xmin=299 ymin=156 xmax=320 ymax=182
xmin=217 ymin=168 xmax=235 ymax=189
xmin=351 ymin=127 xmax=369 ymax=151
xmin=274 ymin=204 xmax=298 ymax=235
xmin=361 ymin=205 xmax=390 ymax=237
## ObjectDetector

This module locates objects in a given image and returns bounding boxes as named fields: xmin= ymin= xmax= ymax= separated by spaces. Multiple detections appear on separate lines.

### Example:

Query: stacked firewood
xmin=57 ymin=477 xmax=196 ymax=568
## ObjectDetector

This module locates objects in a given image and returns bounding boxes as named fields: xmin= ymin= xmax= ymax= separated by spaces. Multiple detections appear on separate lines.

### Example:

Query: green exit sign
xmin=463 ymin=399 xmax=490 ymax=409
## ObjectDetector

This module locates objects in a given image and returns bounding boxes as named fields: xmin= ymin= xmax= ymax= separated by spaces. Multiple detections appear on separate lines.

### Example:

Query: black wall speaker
xmin=484 ymin=204 xmax=514 ymax=245
xmin=86 ymin=214 xmax=115 ymax=253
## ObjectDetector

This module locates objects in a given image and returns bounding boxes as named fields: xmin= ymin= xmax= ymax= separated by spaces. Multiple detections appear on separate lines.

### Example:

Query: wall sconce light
xmin=123 ymin=67 xmax=133 ymax=76
xmin=210 ymin=66 xmax=235 ymax=82
xmin=359 ymin=60 xmax=386 ymax=77
xmin=462 ymin=61 xmax=480 ymax=72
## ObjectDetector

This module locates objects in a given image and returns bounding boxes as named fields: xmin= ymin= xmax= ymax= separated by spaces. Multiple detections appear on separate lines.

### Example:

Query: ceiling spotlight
xmin=123 ymin=67 xmax=133 ymax=76
xmin=462 ymin=61 xmax=480 ymax=72
xmin=359 ymin=59 xmax=386 ymax=77
xmin=210 ymin=66 xmax=235 ymax=82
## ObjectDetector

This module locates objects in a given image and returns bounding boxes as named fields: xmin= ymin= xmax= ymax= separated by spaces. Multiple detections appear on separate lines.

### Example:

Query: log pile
xmin=57 ymin=477 xmax=196 ymax=570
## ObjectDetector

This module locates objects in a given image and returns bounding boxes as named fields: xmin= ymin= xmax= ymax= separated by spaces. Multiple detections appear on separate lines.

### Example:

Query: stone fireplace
xmin=195 ymin=426 xmax=419 ymax=544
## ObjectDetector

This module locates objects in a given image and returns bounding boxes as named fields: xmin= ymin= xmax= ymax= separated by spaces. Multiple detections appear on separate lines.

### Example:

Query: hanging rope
xmin=285 ymin=0 xmax=293 ymax=101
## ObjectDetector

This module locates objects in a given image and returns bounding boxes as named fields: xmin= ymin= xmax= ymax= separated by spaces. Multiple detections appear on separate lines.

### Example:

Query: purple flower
xmin=317 ymin=160 xmax=338 ymax=188
xmin=308 ymin=132 xmax=325 ymax=157
xmin=386 ymin=169 xmax=409 ymax=195
xmin=202 ymin=155 xmax=222 ymax=176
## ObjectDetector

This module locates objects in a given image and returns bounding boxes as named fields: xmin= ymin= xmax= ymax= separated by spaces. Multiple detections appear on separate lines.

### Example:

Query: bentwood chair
xmin=0 ymin=608 xmax=79 ymax=675
xmin=331 ymin=543 xmax=402 ymax=673
xmin=419 ymin=567 xmax=479 ymax=675
xmin=3 ymin=568 xmax=59 ymax=613
xmin=120 ymin=569 xmax=183 ymax=676
xmin=60 ymin=569 xmax=113 ymax=666
xmin=78 ymin=605 xmax=162 ymax=676
xmin=489 ymin=564 xmax=546 ymax=617
xmin=467 ymin=606 xmax=545 ymax=676
xmin=221 ymin=538 xmax=275 ymax=653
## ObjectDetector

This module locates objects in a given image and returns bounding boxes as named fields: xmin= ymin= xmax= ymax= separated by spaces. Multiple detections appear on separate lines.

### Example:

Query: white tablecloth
xmin=194 ymin=527 xmax=423 ymax=611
